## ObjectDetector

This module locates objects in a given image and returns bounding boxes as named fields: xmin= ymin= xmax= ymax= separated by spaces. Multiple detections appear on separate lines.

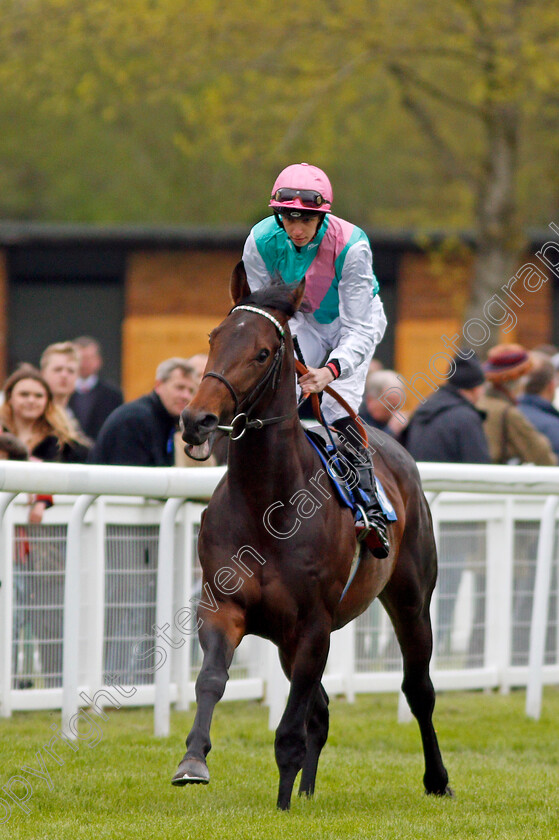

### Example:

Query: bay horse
xmin=173 ymin=262 xmax=451 ymax=809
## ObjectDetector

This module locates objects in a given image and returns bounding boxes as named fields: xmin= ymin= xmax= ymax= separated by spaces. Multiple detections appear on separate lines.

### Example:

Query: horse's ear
xmin=291 ymin=277 xmax=306 ymax=313
xmin=230 ymin=260 xmax=251 ymax=305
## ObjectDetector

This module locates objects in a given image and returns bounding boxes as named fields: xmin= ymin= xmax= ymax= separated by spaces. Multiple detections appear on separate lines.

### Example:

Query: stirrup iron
xmin=355 ymin=504 xmax=371 ymax=543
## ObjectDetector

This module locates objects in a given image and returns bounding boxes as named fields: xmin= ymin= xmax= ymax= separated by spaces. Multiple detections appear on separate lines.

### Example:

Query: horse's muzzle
xmin=180 ymin=408 xmax=219 ymax=446
xmin=180 ymin=409 xmax=220 ymax=460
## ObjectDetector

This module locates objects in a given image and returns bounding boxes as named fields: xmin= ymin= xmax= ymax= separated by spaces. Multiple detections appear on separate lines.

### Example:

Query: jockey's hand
xmin=298 ymin=365 xmax=335 ymax=399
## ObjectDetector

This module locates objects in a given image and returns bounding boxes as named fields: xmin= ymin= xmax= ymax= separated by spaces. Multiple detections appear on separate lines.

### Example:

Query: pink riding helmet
xmin=269 ymin=163 xmax=333 ymax=214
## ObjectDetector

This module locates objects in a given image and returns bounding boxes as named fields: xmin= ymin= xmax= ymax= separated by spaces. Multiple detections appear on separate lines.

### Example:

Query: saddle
xmin=303 ymin=425 xmax=397 ymax=555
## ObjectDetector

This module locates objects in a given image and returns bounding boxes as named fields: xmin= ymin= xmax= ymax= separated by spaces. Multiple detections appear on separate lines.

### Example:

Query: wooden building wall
xmin=1 ymin=227 xmax=556 ymax=404
xmin=395 ymin=251 xmax=553 ymax=413
xmin=123 ymin=249 xmax=239 ymax=399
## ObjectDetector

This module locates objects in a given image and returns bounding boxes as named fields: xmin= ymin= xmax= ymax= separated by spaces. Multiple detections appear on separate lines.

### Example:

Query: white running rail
xmin=0 ymin=461 xmax=558 ymax=733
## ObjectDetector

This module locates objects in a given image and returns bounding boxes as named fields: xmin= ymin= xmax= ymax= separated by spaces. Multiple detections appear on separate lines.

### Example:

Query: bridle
xmin=202 ymin=304 xmax=298 ymax=441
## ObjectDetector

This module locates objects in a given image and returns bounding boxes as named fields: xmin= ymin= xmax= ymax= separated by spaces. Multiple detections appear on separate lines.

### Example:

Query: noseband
xmin=202 ymin=304 xmax=297 ymax=440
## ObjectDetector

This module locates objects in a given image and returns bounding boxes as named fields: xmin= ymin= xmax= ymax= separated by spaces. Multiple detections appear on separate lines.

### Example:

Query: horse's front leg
xmin=172 ymin=605 xmax=244 ymax=786
xmin=275 ymin=622 xmax=331 ymax=810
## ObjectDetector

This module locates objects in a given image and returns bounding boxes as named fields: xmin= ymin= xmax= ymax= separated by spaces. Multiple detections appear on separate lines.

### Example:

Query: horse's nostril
xmin=181 ymin=411 xmax=218 ymax=443
xmin=198 ymin=413 xmax=219 ymax=431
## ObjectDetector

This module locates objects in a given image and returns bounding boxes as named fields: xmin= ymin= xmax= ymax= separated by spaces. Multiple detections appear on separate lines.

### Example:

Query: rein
xmin=293 ymin=359 xmax=369 ymax=448
xmin=291 ymin=333 xmax=368 ymax=447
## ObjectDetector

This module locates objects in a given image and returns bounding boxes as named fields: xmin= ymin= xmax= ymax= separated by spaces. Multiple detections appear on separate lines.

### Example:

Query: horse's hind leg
xmin=298 ymin=683 xmax=329 ymax=798
xmin=275 ymin=624 xmax=330 ymax=810
xmin=381 ymin=554 xmax=451 ymax=796
xmin=172 ymin=607 xmax=243 ymax=786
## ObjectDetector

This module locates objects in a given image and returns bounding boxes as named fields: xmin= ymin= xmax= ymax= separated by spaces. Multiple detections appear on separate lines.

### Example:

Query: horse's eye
xmin=257 ymin=348 xmax=270 ymax=363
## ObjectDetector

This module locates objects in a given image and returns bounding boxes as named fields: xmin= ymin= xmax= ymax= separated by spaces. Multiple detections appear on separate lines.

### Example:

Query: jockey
xmin=242 ymin=162 xmax=390 ymax=558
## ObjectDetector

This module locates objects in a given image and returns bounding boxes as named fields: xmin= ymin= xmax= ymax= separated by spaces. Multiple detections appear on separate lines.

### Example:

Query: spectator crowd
xmin=4 ymin=334 xmax=557 ymax=483
xmin=359 ymin=342 xmax=559 ymax=468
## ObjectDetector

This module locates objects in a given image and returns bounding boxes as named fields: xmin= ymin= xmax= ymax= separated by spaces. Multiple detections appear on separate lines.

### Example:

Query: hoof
xmin=171 ymin=757 xmax=210 ymax=786
xmin=425 ymin=785 xmax=454 ymax=798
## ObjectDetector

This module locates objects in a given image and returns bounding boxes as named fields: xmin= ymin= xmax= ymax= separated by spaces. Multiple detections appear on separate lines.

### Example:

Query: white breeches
xmin=290 ymin=312 xmax=375 ymax=424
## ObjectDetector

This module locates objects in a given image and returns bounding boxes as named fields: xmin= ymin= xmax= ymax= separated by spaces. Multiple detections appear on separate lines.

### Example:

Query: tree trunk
xmin=464 ymin=102 xmax=521 ymax=356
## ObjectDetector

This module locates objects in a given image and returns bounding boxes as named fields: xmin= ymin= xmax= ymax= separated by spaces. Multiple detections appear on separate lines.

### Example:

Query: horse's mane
xmin=239 ymin=282 xmax=299 ymax=318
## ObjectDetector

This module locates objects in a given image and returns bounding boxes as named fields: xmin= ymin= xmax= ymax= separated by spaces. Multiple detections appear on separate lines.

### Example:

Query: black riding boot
xmin=332 ymin=417 xmax=390 ymax=559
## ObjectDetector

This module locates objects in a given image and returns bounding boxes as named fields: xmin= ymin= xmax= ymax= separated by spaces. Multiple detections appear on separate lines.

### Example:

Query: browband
xmin=231 ymin=305 xmax=285 ymax=337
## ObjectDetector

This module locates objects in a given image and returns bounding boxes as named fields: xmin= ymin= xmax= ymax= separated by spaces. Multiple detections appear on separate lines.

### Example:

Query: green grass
xmin=1 ymin=688 xmax=558 ymax=840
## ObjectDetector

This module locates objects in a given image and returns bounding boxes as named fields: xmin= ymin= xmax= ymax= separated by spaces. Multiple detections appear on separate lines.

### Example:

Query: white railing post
xmin=62 ymin=494 xmax=97 ymax=735
xmin=266 ymin=641 xmax=289 ymax=730
xmin=154 ymin=497 xmax=185 ymax=737
xmin=426 ymin=491 xmax=440 ymax=673
xmin=486 ymin=499 xmax=514 ymax=692
xmin=328 ymin=621 xmax=355 ymax=702
xmin=424 ymin=491 xmax=440 ymax=507
xmin=526 ymin=495 xmax=559 ymax=720
xmin=174 ymin=502 xmax=204 ymax=711
xmin=87 ymin=498 xmax=106 ymax=699
xmin=0 ymin=493 xmax=18 ymax=718
xmin=398 ymin=689 xmax=412 ymax=723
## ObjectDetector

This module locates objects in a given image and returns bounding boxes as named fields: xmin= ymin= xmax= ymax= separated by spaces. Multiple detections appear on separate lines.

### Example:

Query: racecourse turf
xmin=1 ymin=688 xmax=558 ymax=840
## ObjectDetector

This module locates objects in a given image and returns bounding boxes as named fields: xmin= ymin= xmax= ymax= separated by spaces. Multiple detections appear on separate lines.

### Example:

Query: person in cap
xmin=242 ymin=162 xmax=389 ymax=557
xmin=478 ymin=343 xmax=556 ymax=465
xmin=400 ymin=352 xmax=491 ymax=463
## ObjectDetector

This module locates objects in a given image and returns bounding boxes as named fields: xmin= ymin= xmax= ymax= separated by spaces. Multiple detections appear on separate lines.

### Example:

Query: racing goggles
xmin=272 ymin=188 xmax=326 ymax=208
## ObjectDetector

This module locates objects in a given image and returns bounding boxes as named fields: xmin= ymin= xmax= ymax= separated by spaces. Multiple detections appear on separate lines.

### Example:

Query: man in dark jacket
xmin=518 ymin=356 xmax=559 ymax=460
xmin=69 ymin=337 xmax=123 ymax=441
xmin=401 ymin=352 xmax=490 ymax=661
xmin=401 ymin=353 xmax=490 ymax=464
xmin=89 ymin=358 xmax=196 ymax=466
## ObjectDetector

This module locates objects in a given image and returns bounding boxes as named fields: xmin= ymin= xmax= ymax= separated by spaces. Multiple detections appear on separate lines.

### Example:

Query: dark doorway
xmin=7 ymin=247 xmax=125 ymax=385
xmin=371 ymin=244 xmax=398 ymax=369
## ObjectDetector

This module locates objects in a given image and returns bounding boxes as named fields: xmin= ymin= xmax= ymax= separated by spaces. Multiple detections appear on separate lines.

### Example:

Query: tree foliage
xmin=1 ymin=0 xmax=559 ymax=250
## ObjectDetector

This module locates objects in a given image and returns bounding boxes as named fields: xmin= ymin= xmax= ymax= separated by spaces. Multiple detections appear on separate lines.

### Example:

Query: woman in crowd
xmin=0 ymin=363 xmax=89 ymax=467
xmin=1 ymin=364 xmax=90 ymax=688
